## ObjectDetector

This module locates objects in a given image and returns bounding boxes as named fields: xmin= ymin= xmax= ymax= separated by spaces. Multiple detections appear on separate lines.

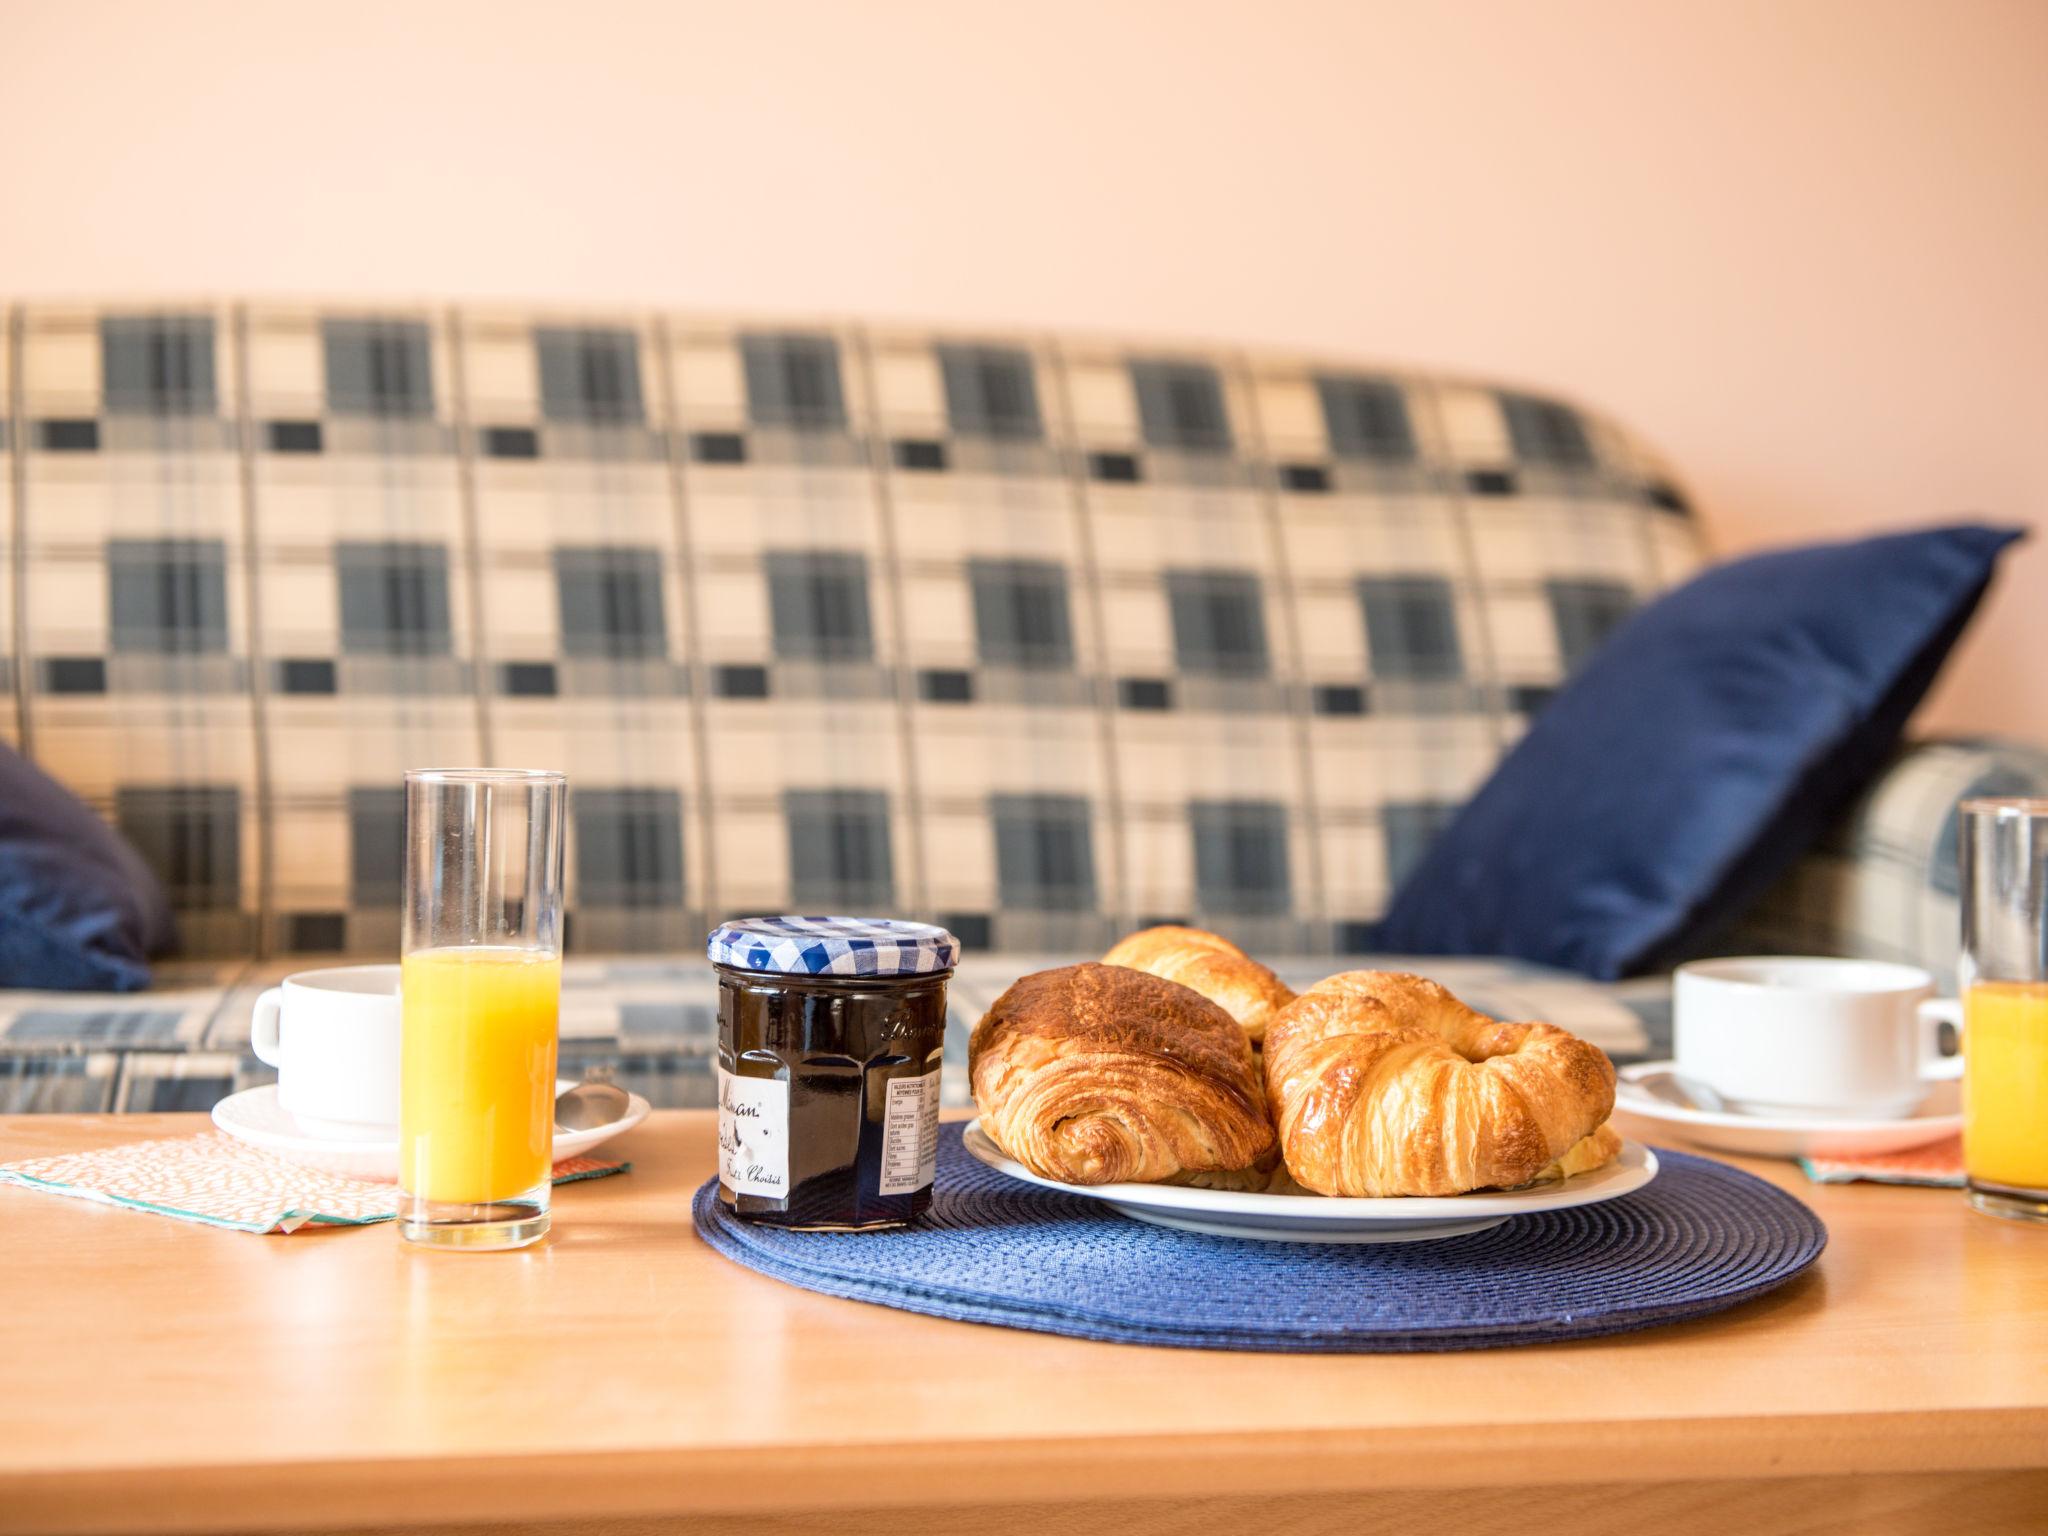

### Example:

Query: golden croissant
xmin=1264 ymin=970 xmax=1617 ymax=1197
xmin=970 ymin=962 xmax=1275 ymax=1185
xmin=1101 ymin=925 xmax=1295 ymax=1046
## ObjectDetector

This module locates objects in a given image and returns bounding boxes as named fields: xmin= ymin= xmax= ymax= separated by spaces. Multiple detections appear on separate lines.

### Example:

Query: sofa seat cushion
xmin=0 ymin=953 xmax=1669 ymax=1114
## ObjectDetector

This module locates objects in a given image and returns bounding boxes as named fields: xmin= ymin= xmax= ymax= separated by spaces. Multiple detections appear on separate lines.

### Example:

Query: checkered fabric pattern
xmin=1733 ymin=739 xmax=2048 ymax=984
xmin=0 ymin=299 xmax=2015 ymax=1113
xmin=2 ymin=302 xmax=1703 ymax=963
xmin=1 ymin=317 xmax=15 ymax=746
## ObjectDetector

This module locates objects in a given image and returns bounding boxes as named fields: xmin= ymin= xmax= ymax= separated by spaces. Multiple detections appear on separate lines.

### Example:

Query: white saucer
xmin=212 ymin=1080 xmax=651 ymax=1182
xmin=961 ymin=1118 xmax=1658 ymax=1243
xmin=1610 ymin=1061 xmax=1961 ymax=1160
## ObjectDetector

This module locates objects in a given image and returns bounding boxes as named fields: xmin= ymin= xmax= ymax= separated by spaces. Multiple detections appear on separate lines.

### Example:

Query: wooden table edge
xmin=7 ymin=1408 xmax=2047 ymax=1535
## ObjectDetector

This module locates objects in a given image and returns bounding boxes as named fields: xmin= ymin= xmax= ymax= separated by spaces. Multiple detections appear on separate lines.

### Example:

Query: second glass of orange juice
xmin=1957 ymin=798 xmax=2048 ymax=1225
xmin=1964 ymin=980 xmax=2048 ymax=1201
xmin=397 ymin=770 xmax=566 ymax=1250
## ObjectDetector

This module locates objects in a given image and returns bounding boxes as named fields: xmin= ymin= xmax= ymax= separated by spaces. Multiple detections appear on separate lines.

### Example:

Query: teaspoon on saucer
xmin=554 ymin=1079 xmax=633 ymax=1132
xmin=1629 ymin=1069 xmax=1731 ymax=1115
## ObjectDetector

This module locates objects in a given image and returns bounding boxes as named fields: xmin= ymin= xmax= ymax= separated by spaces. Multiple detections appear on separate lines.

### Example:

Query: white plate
xmin=212 ymin=1081 xmax=651 ymax=1182
xmin=961 ymin=1118 xmax=1658 ymax=1243
xmin=1610 ymin=1060 xmax=1961 ymax=1160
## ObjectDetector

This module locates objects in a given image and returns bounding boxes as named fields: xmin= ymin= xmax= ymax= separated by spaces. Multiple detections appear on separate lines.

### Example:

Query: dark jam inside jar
xmin=716 ymin=964 xmax=951 ymax=1229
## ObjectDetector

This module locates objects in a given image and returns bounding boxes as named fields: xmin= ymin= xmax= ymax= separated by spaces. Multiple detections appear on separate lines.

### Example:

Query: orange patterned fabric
xmin=1799 ymin=1136 xmax=1963 ymax=1188
xmin=0 ymin=1132 xmax=626 ymax=1233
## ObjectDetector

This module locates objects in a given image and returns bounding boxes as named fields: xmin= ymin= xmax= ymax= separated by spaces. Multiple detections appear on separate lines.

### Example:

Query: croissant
xmin=970 ymin=962 xmax=1276 ymax=1185
xmin=1264 ymin=970 xmax=1617 ymax=1197
xmin=1101 ymin=925 xmax=1296 ymax=1046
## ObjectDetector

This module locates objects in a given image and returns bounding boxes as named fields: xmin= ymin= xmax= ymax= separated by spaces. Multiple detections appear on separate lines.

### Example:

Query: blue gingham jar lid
xmin=706 ymin=915 xmax=960 ymax=977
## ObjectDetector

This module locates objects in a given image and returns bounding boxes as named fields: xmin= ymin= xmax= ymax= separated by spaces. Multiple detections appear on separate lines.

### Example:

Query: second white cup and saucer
xmin=1611 ymin=956 xmax=1964 ymax=1160
xmin=211 ymin=964 xmax=650 ymax=1182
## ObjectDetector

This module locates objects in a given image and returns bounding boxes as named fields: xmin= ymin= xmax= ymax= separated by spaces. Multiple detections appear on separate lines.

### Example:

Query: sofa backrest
xmin=0 ymin=303 xmax=1704 ymax=959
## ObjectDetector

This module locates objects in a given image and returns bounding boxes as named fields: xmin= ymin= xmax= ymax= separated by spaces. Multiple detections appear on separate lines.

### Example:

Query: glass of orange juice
xmin=398 ymin=769 xmax=566 ymax=1250
xmin=1958 ymin=798 xmax=2048 ymax=1225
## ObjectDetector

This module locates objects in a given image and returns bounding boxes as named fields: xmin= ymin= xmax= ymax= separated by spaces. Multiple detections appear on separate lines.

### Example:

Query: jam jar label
xmin=717 ymin=1066 xmax=789 ymax=1198
xmin=878 ymin=1069 xmax=942 ymax=1196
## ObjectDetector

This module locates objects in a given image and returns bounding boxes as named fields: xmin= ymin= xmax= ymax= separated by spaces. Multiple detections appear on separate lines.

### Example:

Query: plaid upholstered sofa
xmin=2 ymin=303 xmax=2042 ymax=1113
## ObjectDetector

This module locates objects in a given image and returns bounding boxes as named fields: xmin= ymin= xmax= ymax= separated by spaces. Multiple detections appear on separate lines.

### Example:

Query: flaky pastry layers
xmin=970 ymin=963 xmax=1275 ymax=1185
xmin=1264 ymin=970 xmax=1617 ymax=1196
xmin=1101 ymin=925 xmax=1296 ymax=1046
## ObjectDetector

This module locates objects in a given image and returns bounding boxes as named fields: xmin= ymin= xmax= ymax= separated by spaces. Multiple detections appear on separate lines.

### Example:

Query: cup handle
xmin=250 ymin=988 xmax=285 ymax=1068
xmin=1918 ymin=997 xmax=1965 ymax=1082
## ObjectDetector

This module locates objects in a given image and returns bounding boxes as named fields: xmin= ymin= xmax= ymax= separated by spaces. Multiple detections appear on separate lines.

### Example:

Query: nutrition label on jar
xmin=879 ymin=1070 xmax=941 ymax=1195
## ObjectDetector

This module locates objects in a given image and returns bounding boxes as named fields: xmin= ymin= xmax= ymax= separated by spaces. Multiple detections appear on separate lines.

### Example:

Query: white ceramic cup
xmin=249 ymin=965 xmax=403 ymax=1133
xmin=1673 ymin=956 xmax=1962 ymax=1121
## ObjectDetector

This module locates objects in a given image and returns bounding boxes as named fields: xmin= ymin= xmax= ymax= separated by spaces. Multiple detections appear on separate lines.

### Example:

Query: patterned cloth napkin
xmin=1800 ymin=1135 xmax=1965 ymax=1188
xmin=0 ymin=1132 xmax=628 ymax=1233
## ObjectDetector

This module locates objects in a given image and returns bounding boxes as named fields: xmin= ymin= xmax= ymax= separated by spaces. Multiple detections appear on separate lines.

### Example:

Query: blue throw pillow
xmin=1373 ymin=524 xmax=2024 ymax=979
xmin=0 ymin=742 xmax=173 ymax=990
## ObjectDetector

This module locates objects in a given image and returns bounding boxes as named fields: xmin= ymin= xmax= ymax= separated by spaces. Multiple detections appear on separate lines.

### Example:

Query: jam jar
xmin=711 ymin=916 xmax=958 ymax=1229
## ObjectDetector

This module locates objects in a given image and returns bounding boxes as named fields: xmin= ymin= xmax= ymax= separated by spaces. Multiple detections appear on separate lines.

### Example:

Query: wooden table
xmin=1 ymin=1113 xmax=2043 ymax=1536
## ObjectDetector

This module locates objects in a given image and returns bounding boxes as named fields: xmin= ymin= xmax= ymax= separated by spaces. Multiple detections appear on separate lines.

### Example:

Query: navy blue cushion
xmin=1373 ymin=525 xmax=2024 ymax=979
xmin=0 ymin=743 xmax=173 ymax=990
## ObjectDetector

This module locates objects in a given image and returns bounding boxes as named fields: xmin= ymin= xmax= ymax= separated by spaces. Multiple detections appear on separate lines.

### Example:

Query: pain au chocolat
xmin=969 ymin=962 xmax=1275 ymax=1186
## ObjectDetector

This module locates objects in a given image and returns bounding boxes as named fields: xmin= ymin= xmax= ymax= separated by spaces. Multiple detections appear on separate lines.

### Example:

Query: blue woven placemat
xmin=692 ymin=1124 xmax=1826 ymax=1352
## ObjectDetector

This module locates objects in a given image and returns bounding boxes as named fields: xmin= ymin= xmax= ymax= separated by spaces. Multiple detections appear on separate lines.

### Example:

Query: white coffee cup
xmin=1673 ymin=956 xmax=1962 ymax=1121
xmin=250 ymin=965 xmax=403 ymax=1133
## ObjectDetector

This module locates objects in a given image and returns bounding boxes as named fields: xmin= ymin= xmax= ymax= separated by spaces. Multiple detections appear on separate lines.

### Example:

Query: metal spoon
xmin=1631 ymin=1069 xmax=1731 ymax=1115
xmin=554 ymin=1079 xmax=632 ymax=1132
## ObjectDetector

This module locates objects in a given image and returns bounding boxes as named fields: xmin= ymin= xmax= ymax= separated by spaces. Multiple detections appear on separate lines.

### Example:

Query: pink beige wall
xmin=4 ymin=0 xmax=2042 ymax=738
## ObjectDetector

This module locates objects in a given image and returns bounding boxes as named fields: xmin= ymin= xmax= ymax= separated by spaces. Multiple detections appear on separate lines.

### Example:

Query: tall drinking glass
xmin=399 ymin=769 xmax=566 ymax=1250
xmin=1958 ymin=797 xmax=2048 ymax=1225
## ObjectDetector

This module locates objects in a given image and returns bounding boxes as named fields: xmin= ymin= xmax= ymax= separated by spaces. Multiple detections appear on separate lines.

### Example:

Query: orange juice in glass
xmin=1963 ymin=981 xmax=2048 ymax=1201
xmin=400 ymin=947 xmax=562 ymax=1206
xmin=397 ymin=770 xmax=566 ymax=1250
xmin=1957 ymin=798 xmax=2048 ymax=1225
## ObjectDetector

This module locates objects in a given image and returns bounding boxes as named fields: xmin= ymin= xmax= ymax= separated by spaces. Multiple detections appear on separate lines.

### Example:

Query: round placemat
xmin=692 ymin=1124 xmax=1826 ymax=1352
